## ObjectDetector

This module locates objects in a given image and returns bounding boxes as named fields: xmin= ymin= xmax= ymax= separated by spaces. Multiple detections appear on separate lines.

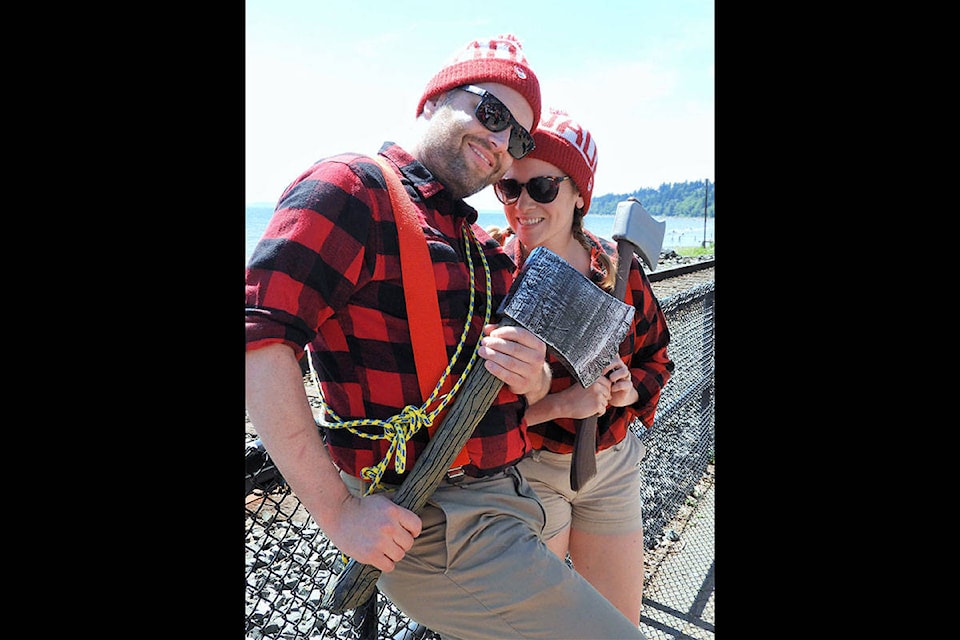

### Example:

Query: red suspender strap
xmin=373 ymin=156 xmax=471 ymax=469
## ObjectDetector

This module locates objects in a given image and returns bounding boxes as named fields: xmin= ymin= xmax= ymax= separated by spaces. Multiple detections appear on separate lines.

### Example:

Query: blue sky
xmin=246 ymin=0 xmax=714 ymax=212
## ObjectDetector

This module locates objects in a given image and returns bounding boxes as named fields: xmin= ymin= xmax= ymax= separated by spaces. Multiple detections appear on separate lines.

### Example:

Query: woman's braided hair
xmin=572 ymin=204 xmax=617 ymax=293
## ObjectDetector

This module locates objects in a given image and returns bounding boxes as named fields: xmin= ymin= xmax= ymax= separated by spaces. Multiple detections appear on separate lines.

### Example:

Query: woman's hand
xmin=604 ymin=359 xmax=638 ymax=408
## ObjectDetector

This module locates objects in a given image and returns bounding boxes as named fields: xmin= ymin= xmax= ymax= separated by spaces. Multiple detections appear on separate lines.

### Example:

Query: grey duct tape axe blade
xmin=323 ymin=247 xmax=634 ymax=614
xmin=570 ymin=198 xmax=666 ymax=491
xmin=612 ymin=198 xmax=665 ymax=273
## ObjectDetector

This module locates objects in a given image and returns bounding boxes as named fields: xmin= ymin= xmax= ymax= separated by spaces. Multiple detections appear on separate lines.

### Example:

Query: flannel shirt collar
xmin=378 ymin=142 xmax=479 ymax=224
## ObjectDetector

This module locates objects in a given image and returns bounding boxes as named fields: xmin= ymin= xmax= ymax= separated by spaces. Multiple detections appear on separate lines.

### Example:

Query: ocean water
xmin=471 ymin=212 xmax=715 ymax=252
xmin=246 ymin=206 xmax=714 ymax=264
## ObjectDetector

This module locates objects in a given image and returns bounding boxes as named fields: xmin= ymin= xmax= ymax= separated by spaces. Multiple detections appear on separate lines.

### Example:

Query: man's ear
xmin=421 ymin=92 xmax=444 ymax=118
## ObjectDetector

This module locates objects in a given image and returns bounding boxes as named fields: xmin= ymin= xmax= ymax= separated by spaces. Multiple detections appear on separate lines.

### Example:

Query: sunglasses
xmin=494 ymin=176 xmax=571 ymax=205
xmin=458 ymin=85 xmax=535 ymax=159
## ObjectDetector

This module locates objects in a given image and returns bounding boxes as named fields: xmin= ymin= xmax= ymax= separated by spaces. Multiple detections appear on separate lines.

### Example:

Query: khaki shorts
xmin=516 ymin=434 xmax=646 ymax=539
xmin=340 ymin=467 xmax=645 ymax=640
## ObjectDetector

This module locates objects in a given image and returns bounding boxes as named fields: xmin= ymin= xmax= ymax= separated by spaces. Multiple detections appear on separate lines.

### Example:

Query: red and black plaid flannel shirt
xmin=504 ymin=230 xmax=674 ymax=454
xmin=246 ymin=143 xmax=530 ymax=481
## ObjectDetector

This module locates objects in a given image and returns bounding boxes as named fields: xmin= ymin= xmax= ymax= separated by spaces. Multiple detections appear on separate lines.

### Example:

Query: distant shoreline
xmin=246 ymin=203 xmax=714 ymax=219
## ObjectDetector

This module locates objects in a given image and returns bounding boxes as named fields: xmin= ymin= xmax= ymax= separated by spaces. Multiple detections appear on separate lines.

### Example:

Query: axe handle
xmin=570 ymin=415 xmax=599 ymax=491
xmin=323 ymin=325 xmax=511 ymax=613
xmin=612 ymin=239 xmax=633 ymax=300
xmin=570 ymin=239 xmax=634 ymax=491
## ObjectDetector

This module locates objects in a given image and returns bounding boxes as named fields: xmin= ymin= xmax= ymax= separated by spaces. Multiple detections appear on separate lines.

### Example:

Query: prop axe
xmin=323 ymin=247 xmax=634 ymax=613
xmin=569 ymin=198 xmax=665 ymax=491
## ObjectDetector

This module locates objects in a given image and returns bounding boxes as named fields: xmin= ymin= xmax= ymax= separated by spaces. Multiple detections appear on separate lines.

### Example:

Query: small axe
xmin=569 ymin=198 xmax=665 ymax=491
xmin=323 ymin=247 xmax=635 ymax=613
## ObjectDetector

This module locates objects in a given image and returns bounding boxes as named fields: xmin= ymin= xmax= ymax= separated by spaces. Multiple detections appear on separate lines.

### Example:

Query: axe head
xmin=611 ymin=199 xmax=665 ymax=271
xmin=498 ymin=247 xmax=635 ymax=388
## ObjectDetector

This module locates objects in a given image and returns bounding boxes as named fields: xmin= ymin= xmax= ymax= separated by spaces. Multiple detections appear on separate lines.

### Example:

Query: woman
xmin=498 ymin=107 xmax=674 ymax=624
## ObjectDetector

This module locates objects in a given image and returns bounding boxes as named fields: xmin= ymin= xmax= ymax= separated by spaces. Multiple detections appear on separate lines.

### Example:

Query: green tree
xmin=590 ymin=180 xmax=714 ymax=218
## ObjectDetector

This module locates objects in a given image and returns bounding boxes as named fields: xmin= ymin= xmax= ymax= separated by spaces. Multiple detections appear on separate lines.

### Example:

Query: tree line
xmin=589 ymin=180 xmax=714 ymax=218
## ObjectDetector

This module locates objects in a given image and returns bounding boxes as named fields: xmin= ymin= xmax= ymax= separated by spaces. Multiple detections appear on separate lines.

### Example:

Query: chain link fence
xmin=634 ymin=281 xmax=715 ymax=639
xmin=245 ymin=277 xmax=715 ymax=640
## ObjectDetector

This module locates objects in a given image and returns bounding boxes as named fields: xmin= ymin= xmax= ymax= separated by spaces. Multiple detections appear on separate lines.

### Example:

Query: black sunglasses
xmin=494 ymin=176 xmax=571 ymax=205
xmin=458 ymin=85 xmax=535 ymax=159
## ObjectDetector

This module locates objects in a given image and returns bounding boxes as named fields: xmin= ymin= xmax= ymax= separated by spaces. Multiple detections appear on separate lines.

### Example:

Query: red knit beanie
xmin=416 ymin=34 xmax=542 ymax=133
xmin=528 ymin=108 xmax=599 ymax=214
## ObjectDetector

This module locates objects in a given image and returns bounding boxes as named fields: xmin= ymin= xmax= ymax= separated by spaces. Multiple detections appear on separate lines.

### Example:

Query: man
xmin=246 ymin=34 xmax=646 ymax=639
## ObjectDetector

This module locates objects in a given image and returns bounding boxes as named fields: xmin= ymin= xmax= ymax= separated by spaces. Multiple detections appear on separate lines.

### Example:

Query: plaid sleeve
xmin=621 ymin=256 xmax=674 ymax=429
xmin=245 ymin=153 xmax=380 ymax=354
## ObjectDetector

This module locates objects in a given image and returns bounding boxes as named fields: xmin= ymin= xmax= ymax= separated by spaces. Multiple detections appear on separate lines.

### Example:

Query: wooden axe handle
xmin=569 ymin=414 xmax=599 ymax=491
xmin=322 ymin=323 xmax=512 ymax=613
xmin=569 ymin=239 xmax=634 ymax=491
xmin=612 ymin=238 xmax=633 ymax=301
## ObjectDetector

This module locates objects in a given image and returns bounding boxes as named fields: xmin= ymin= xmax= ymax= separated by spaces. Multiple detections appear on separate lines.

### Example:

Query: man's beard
xmin=419 ymin=117 xmax=504 ymax=200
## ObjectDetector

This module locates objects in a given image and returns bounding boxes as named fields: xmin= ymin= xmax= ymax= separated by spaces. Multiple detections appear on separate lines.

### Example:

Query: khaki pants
xmin=518 ymin=434 xmax=647 ymax=539
xmin=342 ymin=467 xmax=645 ymax=639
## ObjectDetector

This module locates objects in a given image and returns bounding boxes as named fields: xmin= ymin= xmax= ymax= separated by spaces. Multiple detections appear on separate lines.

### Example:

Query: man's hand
xmin=322 ymin=492 xmax=423 ymax=573
xmin=478 ymin=323 xmax=551 ymax=403
xmin=247 ymin=344 xmax=422 ymax=573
